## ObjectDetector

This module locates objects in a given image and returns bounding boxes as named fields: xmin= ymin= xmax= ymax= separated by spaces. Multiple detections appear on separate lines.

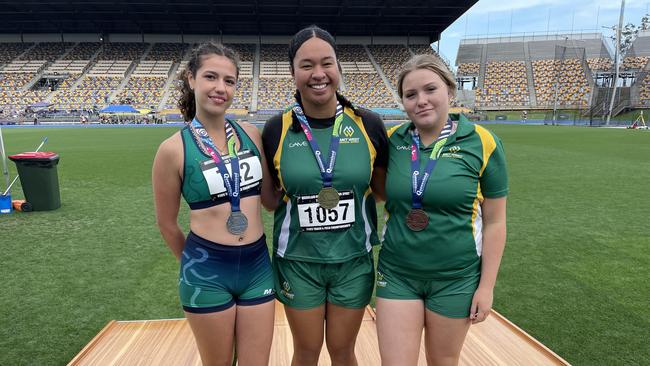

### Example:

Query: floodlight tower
xmin=606 ymin=0 xmax=625 ymax=125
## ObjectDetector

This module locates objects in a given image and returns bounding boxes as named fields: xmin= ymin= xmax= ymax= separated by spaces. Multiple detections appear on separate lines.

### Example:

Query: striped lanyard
xmin=410 ymin=119 xmax=452 ymax=209
xmin=189 ymin=117 xmax=242 ymax=212
xmin=292 ymin=102 xmax=344 ymax=188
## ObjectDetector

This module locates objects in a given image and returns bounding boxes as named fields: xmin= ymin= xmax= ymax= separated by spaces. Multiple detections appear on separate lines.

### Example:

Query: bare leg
xmin=285 ymin=305 xmax=326 ymax=366
xmin=325 ymin=303 xmax=366 ymax=366
xmin=376 ymin=298 xmax=425 ymax=366
xmin=423 ymin=309 xmax=471 ymax=366
xmin=235 ymin=301 xmax=275 ymax=366
xmin=185 ymin=307 xmax=236 ymax=366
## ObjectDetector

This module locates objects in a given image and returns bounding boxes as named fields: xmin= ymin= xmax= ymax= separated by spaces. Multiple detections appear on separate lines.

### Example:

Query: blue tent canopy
xmin=99 ymin=105 xmax=139 ymax=113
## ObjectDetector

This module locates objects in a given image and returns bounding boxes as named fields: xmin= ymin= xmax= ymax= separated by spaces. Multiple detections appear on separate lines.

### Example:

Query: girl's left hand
xmin=469 ymin=287 xmax=494 ymax=324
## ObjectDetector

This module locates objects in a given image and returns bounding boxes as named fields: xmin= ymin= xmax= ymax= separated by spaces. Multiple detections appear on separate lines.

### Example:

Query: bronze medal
xmin=317 ymin=187 xmax=340 ymax=209
xmin=226 ymin=211 xmax=248 ymax=235
xmin=406 ymin=209 xmax=429 ymax=231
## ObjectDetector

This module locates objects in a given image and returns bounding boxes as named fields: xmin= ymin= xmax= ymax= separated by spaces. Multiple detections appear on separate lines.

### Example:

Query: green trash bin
xmin=8 ymin=151 xmax=61 ymax=211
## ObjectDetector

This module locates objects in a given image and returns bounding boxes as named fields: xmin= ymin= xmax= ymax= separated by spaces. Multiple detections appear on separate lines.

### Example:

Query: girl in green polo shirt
xmin=375 ymin=54 xmax=508 ymax=365
xmin=261 ymin=25 xmax=388 ymax=365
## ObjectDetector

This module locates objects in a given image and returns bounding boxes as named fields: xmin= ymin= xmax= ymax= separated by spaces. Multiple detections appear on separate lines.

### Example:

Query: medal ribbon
xmin=293 ymin=102 xmax=344 ymax=188
xmin=189 ymin=117 xmax=242 ymax=212
xmin=410 ymin=120 xmax=453 ymax=209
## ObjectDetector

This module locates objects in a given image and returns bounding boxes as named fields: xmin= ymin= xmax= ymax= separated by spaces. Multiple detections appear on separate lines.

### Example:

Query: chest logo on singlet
xmin=441 ymin=145 xmax=464 ymax=159
xmin=340 ymin=125 xmax=359 ymax=144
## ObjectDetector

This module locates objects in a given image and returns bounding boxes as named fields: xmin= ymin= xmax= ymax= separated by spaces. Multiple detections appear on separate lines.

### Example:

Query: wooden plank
xmin=67 ymin=320 xmax=117 ymax=366
xmin=68 ymin=320 xmax=200 ymax=366
xmin=70 ymin=302 xmax=570 ymax=366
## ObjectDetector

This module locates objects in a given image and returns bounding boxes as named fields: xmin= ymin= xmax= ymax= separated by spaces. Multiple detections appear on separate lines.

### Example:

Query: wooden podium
xmin=69 ymin=302 xmax=570 ymax=365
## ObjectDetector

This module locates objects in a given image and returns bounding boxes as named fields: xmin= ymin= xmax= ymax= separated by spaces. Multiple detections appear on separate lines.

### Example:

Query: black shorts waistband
xmin=186 ymin=231 xmax=267 ymax=252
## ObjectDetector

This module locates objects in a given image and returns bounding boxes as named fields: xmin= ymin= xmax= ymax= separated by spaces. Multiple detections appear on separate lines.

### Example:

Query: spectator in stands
xmin=261 ymin=25 xmax=388 ymax=366
xmin=375 ymin=54 xmax=508 ymax=366
xmin=152 ymin=42 xmax=275 ymax=366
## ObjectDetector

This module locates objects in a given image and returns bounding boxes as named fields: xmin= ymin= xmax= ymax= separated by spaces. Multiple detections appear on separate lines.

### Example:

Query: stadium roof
xmin=0 ymin=0 xmax=476 ymax=41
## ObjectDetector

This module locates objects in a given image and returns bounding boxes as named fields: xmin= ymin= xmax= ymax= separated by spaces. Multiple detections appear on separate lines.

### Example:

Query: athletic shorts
xmin=375 ymin=263 xmax=480 ymax=318
xmin=273 ymin=252 xmax=375 ymax=310
xmin=179 ymin=232 xmax=275 ymax=314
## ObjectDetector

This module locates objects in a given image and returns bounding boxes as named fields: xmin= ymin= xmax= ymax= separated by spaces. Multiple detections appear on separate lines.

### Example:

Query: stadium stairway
xmin=109 ymin=46 xmax=153 ymax=104
xmin=524 ymin=46 xmax=538 ymax=106
xmin=478 ymin=46 xmax=487 ymax=90
xmin=22 ymin=67 xmax=46 ymax=93
xmin=45 ymin=45 xmax=103 ymax=104
xmin=159 ymin=45 xmax=193 ymax=110
xmin=157 ymin=62 xmax=181 ymax=111
xmin=364 ymin=45 xmax=402 ymax=108
xmin=68 ymin=301 xmax=571 ymax=366
xmin=107 ymin=64 xmax=136 ymax=103
xmin=251 ymin=43 xmax=261 ymax=112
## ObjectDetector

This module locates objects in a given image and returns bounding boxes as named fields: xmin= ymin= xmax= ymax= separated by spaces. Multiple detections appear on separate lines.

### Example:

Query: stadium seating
xmin=587 ymin=58 xmax=613 ymax=72
xmin=51 ymin=76 xmax=121 ymax=110
xmin=0 ymin=43 xmax=34 ymax=64
xmin=532 ymin=58 xmax=590 ymax=107
xmin=131 ymin=61 xmax=173 ymax=77
xmin=457 ymin=63 xmax=480 ymax=75
xmin=45 ymin=60 xmax=90 ymax=75
xmin=232 ymin=77 xmax=252 ymax=109
xmin=225 ymin=44 xmax=256 ymax=62
xmin=2 ymin=36 xmax=632 ymax=115
xmin=260 ymin=44 xmax=287 ymax=62
xmin=115 ymin=77 xmax=167 ymax=108
xmin=164 ymin=79 xmax=183 ymax=111
xmin=637 ymin=74 xmax=650 ymax=105
xmin=343 ymin=73 xmax=397 ymax=108
xmin=257 ymin=78 xmax=295 ymax=110
xmin=0 ymin=73 xmax=39 ymax=111
xmin=97 ymin=43 xmax=149 ymax=61
xmin=64 ymin=43 xmax=101 ymax=60
xmin=622 ymin=56 xmax=648 ymax=70
xmin=368 ymin=44 xmax=412 ymax=89
xmin=146 ymin=43 xmax=188 ymax=63
xmin=2 ymin=60 xmax=47 ymax=74
xmin=409 ymin=44 xmax=434 ymax=55
xmin=19 ymin=42 xmax=74 ymax=61
xmin=476 ymin=61 xmax=530 ymax=107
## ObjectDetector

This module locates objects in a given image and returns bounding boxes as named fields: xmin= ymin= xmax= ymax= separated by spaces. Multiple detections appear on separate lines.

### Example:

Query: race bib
xmin=297 ymin=190 xmax=355 ymax=231
xmin=199 ymin=150 xmax=262 ymax=198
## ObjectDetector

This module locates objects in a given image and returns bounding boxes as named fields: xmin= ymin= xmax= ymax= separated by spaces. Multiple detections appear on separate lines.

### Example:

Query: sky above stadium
xmin=438 ymin=0 xmax=648 ymax=66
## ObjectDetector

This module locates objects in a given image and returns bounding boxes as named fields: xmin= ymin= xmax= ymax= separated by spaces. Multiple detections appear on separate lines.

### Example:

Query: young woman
xmin=261 ymin=26 xmax=388 ymax=365
xmin=152 ymin=42 xmax=275 ymax=366
xmin=376 ymin=54 xmax=508 ymax=366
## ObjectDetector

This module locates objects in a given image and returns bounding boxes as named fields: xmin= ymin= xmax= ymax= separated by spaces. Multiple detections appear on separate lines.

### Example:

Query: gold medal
xmin=317 ymin=187 xmax=340 ymax=209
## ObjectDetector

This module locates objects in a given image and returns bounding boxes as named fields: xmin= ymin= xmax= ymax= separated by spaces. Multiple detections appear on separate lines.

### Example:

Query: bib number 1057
xmin=297 ymin=191 xmax=355 ymax=232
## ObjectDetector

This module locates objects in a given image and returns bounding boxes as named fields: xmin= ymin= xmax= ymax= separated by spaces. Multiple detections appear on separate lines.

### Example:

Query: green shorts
xmin=273 ymin=253 xmax=375 ymax=310
xmin=179 ymin=232 xmax=275 ymax=313
xmin=375 ymin=263 xmax=479 ymax=318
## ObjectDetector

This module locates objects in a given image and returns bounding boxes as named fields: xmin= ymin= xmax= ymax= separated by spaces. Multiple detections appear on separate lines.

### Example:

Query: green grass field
xmin=1 ymin=125 xmax=649 ymax=365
